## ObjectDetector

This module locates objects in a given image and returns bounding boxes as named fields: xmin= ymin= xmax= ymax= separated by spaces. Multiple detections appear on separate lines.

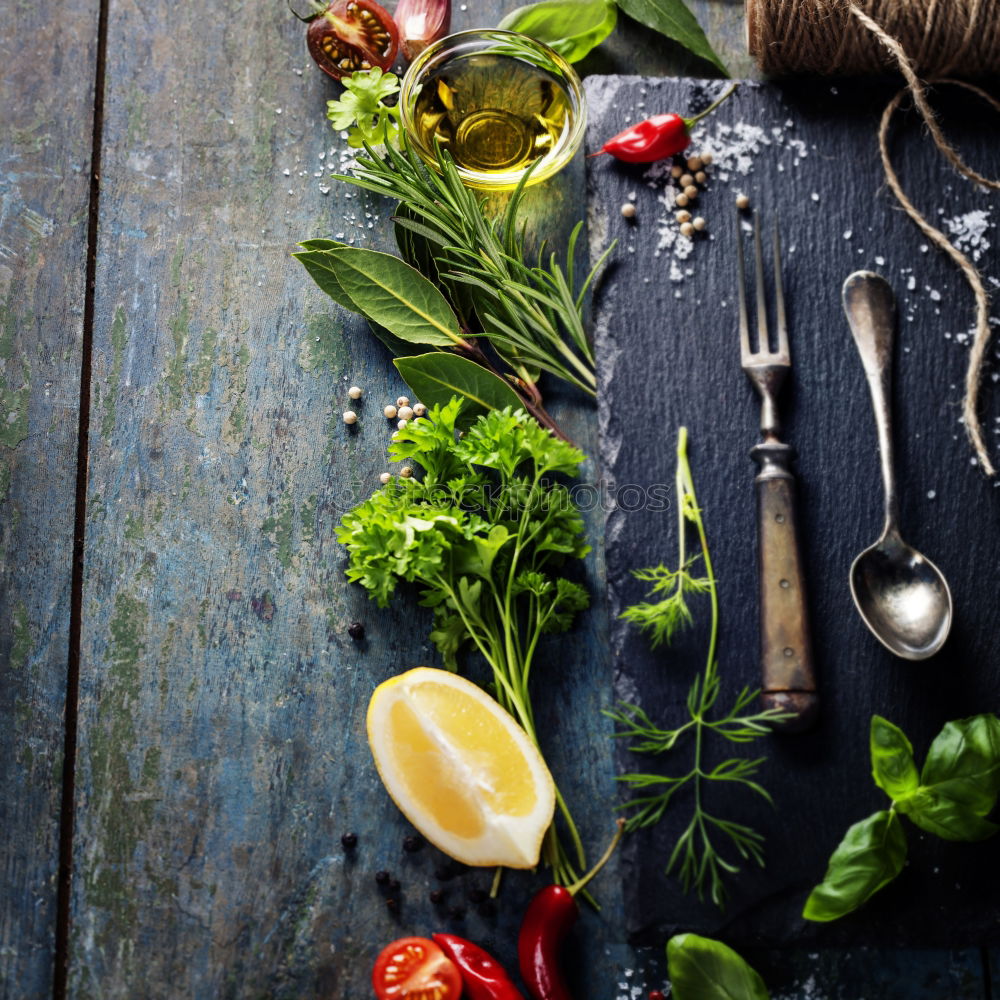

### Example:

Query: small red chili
xmin=517 ymin=820 xmax=626 ymax=1000
xmin=592 ymin=84 xmax=738 ymax=163
xmin=432 ymin=933 xmax=525 ymax=1000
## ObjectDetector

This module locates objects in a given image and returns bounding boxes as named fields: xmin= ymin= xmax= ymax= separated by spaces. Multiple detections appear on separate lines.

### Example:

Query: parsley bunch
xmin=337 ymin=399 xmax=592 ymax=885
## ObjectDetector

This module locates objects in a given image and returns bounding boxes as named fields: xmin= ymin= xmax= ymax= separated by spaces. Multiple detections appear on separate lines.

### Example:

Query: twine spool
xmin=746 ymin=0 xmax=1000 ymax=475
xmin=747 ymin=0 xmax=1000 ymax=78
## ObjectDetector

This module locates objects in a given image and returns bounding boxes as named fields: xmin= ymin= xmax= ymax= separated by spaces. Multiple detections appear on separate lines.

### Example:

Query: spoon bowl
xmin=849 ymin=533 xmax=953 ymax=659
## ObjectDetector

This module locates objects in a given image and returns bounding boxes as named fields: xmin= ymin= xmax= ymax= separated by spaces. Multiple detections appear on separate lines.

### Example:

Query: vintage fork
xmin=736 ymin=212 xmax=817 ymax=732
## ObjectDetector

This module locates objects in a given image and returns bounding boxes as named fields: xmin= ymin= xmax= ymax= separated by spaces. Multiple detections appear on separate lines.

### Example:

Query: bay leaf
xmin=615 ymin=0 xmax=728 ymax=75
xmin=296 ymin=244 xmax=463 ymax=348
xmin=394 ymin=353 xmax=524 ymax=426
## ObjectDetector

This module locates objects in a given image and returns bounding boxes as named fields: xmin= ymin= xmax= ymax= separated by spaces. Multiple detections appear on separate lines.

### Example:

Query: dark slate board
xmin=586 ymin=75 xmax=1000 ymax=948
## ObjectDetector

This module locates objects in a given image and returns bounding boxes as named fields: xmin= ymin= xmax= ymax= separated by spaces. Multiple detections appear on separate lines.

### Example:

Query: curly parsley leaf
xmin=326 ymin=68 xmax=401 ymax=148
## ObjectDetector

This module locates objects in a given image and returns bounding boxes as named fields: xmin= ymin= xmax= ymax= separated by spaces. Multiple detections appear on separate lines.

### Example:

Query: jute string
xmin=747 ymin=0 xmax=1000 ymax=475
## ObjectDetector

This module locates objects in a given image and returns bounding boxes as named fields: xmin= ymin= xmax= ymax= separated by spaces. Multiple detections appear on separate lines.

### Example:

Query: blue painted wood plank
xmin=0 ymin=1 xmax=97 ymax=996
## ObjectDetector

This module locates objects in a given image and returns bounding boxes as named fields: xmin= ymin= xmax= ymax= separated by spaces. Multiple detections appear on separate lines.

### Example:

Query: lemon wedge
xmin=366 ymin=667 xmax=556 ymax=869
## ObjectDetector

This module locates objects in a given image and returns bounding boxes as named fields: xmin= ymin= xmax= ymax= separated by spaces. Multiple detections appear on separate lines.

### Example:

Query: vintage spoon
xmin=842 ymin=271 xmax=953 ymax=660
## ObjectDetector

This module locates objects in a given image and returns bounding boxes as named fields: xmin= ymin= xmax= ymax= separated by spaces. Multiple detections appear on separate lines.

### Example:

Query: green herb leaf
xmin=870 ymin=715 xmax=919 ymax=801
xmin=803 ymin=810 xmax=907 ymax=922
xmin=394 ymin=353 xmax=524 ymax=425
xmin=295 ymin=240 xmax=357 ymax=311
xmin=609 ymin=428 xmax=787 ymax=907
xmin=295 ymin=245 xmax=464 ymax=348
xmin=893 ymin=714 xmax=1000 ymax=842
xmin=499 ymin=0 xmax=617 ymax=63
xmin=894 ymin=788 xmax=998 ymax=842
xmin=919 ymin=714 xmax=1000 ymax=815
xmin=326 ymin=68 xmax=401 ymax=148
xmin=615 ymin=0 xmax=728 ymax=75
xmin=667 ymin=933 xmax=770 ymax=1000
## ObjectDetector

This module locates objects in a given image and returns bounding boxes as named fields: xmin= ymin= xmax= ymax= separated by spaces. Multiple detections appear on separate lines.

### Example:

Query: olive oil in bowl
xmin=400 ymin=30 xmax=586 ymax=191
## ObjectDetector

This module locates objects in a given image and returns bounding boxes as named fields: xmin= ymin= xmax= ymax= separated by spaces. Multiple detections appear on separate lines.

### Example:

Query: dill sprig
xmin=607 ymin=427 xmax=791 ymax=908
xmin=334 ymin=137 xmax=615 ymax=398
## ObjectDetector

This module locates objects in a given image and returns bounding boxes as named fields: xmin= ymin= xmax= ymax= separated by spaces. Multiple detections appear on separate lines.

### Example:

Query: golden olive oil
xmin=411 ymin=52 xmax=576 ymax=179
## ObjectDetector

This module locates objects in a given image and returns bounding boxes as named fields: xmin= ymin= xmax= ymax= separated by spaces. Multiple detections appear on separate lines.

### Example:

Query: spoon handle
xmin=842 ymin=272 xmax=899 ymax=533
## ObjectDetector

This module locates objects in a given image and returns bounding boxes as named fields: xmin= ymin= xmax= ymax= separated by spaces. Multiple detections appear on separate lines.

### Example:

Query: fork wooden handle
xmin=752 ymin=440 xmax=818 ymax=733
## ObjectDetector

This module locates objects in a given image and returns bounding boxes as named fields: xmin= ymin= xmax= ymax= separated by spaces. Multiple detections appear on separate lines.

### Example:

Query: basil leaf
xmin=894 ymin=714 xmax=1000 ymax=842
xmin=920 ymin=714 xmax=1000 ymax=815
xmin=666 ymin=933 xmax=770 ymax=1000
xmin=895 ymin=787 xmax=999 ymax=842
xmin=294 ymin=245 xmax=463 ymax=348
xmin=870 ymin=715 xmax=919 ymax=801
xmin=615 ymin=0 xmax=728 ymax=75
xmin=499 ymin=0 xmax=617 ymax=63
xmin=803 ymin=810 xmax=907 ymax=922
xmin=394 ymin=353 xmax=524 ymax=425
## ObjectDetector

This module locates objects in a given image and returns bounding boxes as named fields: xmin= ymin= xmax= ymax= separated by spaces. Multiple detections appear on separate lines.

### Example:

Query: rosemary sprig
xmin=334 ymin=138 xmax=615 ymax=397
xmin=606 ymin=427 xmax=791 ymax=907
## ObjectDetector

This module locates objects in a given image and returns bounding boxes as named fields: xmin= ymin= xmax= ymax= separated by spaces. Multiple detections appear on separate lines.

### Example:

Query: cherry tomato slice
xmin=307 ymin=0 xmax=399 ymax=80
xmin=373 ymin=937 xmax=462 ymax=1000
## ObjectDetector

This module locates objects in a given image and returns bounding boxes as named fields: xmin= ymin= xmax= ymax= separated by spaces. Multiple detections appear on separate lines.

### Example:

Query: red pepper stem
xmin=682 ymin=83 xmax=739 ymax=131
xmin=565 ymin=819 xmax=626 ymax=897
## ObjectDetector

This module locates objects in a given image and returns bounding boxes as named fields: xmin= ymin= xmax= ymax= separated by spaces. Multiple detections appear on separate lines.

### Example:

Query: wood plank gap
xmin=52 ymin=0 xmax=110 ymax=992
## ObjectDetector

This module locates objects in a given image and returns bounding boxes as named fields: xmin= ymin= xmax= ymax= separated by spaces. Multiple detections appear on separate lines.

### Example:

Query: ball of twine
xmin=747 ymin=0 xmax=1000 ymax=78
xmin=747 ymin=0 xmax=1000 ymax=475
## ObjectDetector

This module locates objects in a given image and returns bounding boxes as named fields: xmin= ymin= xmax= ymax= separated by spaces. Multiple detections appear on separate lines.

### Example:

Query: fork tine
xmin=772 ymin=222 xmax=789 ymax=357
xmin=753 ymin=212 xmax=769 ymax=354
xmin=736 ymin=208 xmax=751 ymax=358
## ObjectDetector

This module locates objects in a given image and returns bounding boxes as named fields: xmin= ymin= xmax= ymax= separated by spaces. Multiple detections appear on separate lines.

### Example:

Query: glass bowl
xmin=399 ymin=29 xmax=587 ymax=191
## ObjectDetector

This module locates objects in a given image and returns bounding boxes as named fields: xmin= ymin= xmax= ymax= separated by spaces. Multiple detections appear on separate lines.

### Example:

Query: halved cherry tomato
xmin=307 ymin=0 xmax=399 ymax=80
xmin=372 ymin=936 xmax=462 ymax=1000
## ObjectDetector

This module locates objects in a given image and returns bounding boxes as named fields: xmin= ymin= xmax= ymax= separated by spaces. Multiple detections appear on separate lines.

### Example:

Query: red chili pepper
xmin=432 ymin=933 xmax=525 ymax=1000
xmin=517 ymin=821 xmax=626 ymax=1000
xmin=592 ymin=84 xmax=738 ymax=164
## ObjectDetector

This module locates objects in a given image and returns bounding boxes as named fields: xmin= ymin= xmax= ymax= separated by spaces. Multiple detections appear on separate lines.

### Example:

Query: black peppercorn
xmin=429 ymin=889 xmax=445 ymax=905
xmin=340 ymin=832 xmax=358 ymax=849
xmin=402 ymin=834 xmax=422 ymax=853
xmin=388 ymin=879 xmax=401 ymax=894
xmin=375 ymin=870 xmax=390 ymax=885
xmin=347 ymin=621 xmax=365 ymax=641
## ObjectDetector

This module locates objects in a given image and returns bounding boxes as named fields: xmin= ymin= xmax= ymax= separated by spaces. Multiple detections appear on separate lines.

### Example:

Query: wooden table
xmin=1 ymin=1 xmax=995 ymax=996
